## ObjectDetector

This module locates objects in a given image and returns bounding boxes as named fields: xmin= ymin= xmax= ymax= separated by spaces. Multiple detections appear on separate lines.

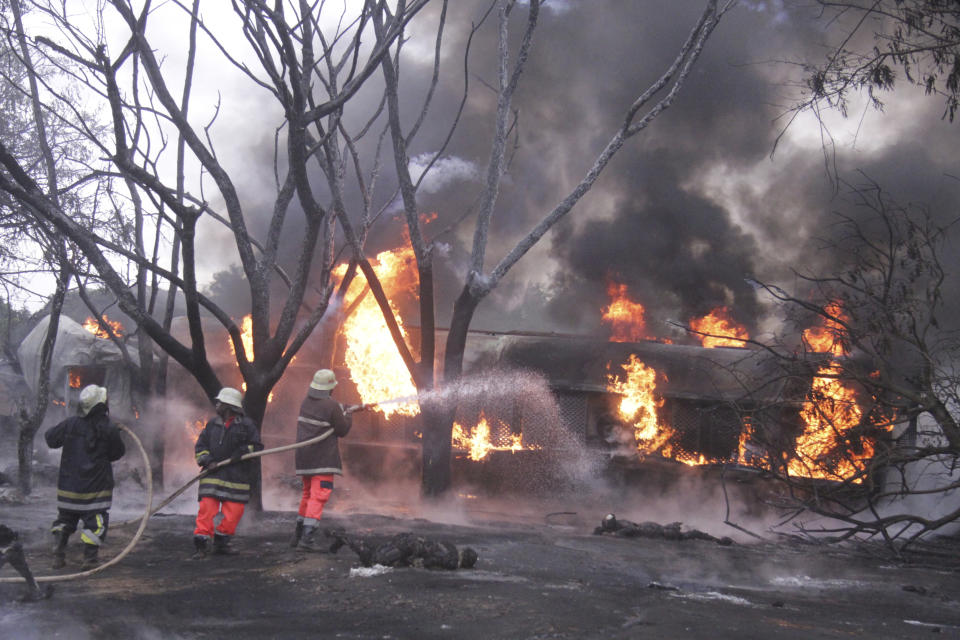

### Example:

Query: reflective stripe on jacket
xmin=195 ymin=414 xmax=263 ymax=503
xmin=45 ymin=411 xmax=125 ymax=513
xmin=294 ymin=390 xmax=351 ymax=476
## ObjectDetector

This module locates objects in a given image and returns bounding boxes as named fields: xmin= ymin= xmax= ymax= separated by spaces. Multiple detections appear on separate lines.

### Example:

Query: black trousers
xmin=51 ymin=509 xmax=110 ymax=546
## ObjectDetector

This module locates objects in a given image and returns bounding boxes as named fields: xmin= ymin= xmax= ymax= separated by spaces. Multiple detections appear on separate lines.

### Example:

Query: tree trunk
xmin=17 ymin=264 xmax=70 ymax=494
xmin=16 ymin=410 xmax=40 ymax=495
xmin=243 ymin=380 xmax=274 ymax=512
xmin=420 ymin=286 xmax=480 ymax=496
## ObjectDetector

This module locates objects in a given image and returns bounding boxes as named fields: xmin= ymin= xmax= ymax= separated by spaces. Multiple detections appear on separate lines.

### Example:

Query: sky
xmin=9 ymin=0 xmax=958 ymax=344
xmin=345 ymin=0 xmax=959 ymax=342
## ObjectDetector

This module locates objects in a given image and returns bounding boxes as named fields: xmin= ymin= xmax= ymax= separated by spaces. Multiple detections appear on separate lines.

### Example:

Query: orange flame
xmin=69 ymin=371 xmax=83 ymax=389
xmin=227 ymin=315 xmax=255 ymax=362
xmin=803 ymin=301 xmax=848 ymax=355
xmin=606 ymin=354 xmax=673 ymax=455
xmin=186 ymin=419 xmax=205 ymax=443
xmin=601 ymin=282 xmax=648 ymax=342
xmin=451 ymin=412 xmax=538 ymax=461
xmin=83 ymin=315 xmax=124 ymax=339
xmin=789 ymin=362 xmax=870 ymax=482
xmin=335 ymin=245 xmax=419 ymax=418
xmin=689 ymin=306 xmax=749 ymax=348
xmin=737 ymin=415 xmax=764 ymax=467
xmin=788 ymin=300 xmax=891 ymax=482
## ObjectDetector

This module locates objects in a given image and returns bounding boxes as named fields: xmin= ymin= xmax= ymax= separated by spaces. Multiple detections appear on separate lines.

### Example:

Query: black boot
xmin=297 ymin=526 xmax=328 ymax=552
xmin=289 ymin=520 xmax=304 ymax=548
xmin=192 ymin=535 xmax=209 ymax=560
xmin=80 ymin=544 xmax=99 ymax=570
xmin=212 ymin=533 xmax=235 ymax=555
xmin=51 ymin=531 xmax=69 ymax=570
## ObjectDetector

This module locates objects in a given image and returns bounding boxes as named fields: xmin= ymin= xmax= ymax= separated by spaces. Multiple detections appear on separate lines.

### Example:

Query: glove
xmin=197 ymin=454 xmax=212 ymax=468
xmin=230 ymin=450 xmax=245 ymax=464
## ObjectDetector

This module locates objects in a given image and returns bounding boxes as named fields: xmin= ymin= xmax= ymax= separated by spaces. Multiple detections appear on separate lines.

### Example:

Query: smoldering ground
xmin=4 ymin=465 xmax=960 ymax=640
xmin=3 ymin=367 xmax=960 ymax=638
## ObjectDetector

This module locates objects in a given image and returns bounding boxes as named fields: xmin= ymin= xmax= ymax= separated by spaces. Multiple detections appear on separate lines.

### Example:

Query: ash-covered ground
xmin=2 ymin=462 xmax=960 ymax=640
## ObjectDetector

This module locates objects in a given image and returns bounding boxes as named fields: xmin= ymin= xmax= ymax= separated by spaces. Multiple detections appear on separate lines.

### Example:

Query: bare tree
xmin=345 ymin=0 xmax=736 ymax=494
xmin=0 ymin=1 xmax=428 ymax=431
xmin=745 ymin=175 xmax=960 ymax=551
xmin=793 ymin=0 xmax=960 ymax=122
xmin=0 ymin=0 xmax=735 ymax=498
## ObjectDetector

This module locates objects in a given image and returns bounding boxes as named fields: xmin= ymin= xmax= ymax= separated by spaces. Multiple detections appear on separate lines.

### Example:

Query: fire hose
xmin=1 ymin=420 xmax=339 ymax=585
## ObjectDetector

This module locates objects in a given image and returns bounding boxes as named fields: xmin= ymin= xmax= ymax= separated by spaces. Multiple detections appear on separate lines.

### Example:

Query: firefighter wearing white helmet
xmin=191 ymin=387 xmax=263 ymax=559
xmin=289 ymin=369 xmax=362 ymax=551
xmin=44 ymin=384 xmax=125 ymax=570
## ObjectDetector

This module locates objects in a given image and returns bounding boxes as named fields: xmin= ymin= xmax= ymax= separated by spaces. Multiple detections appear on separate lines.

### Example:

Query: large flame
xmin=601 ymin=282 xmax=648 ymax=342
xmin=451 ymin=411 xmax=537 ymax=461
xmin=606 ymin=354 xmax=673 ymax=455
xmin=689 ymin=306 xmax=748 ymax=348
xmin=789 ymin=362 xmax=871 ymax=482
xmin=83 ymin=315 xmax=124 ymax=339
xmin=789 ymin=302 xmax=888 ymax=483
xmin=335 ymin=246 xmax=419 ymax=418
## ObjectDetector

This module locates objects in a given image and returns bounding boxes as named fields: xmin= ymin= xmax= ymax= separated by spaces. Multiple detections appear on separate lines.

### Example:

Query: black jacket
xmin=294 ymin=390 xmax=351 ymax=476
xmin=195 ymin=415 xmax=263 ymax=503
xmin=45 ymin=408 xmax=125 ymax=512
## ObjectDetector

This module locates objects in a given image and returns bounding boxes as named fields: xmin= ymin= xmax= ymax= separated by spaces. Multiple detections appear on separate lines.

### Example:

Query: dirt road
xmin=2 ymin=485 xmax=960 ymax=640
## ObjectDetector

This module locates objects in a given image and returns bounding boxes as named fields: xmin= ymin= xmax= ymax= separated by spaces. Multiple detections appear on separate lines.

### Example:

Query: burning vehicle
xmin=17 ymin=314 xmax=140 ymax=423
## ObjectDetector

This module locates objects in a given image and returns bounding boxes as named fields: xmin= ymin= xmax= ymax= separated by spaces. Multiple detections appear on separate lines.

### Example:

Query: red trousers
xmin=194 ymin=497 xmax=245 ymax=537
xmin=298 ymin=475 xmax=334 ymax=522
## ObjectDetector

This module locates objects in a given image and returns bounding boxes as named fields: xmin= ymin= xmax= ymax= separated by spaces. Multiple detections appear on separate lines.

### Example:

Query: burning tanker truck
xmin=154 ymin=276 xmax=899 ymax=504
xmin=15 ymin=275 xmax=896 ymax=507
xmin=14 ymin=297 xmax=899 ymax=511
xmin=312 ymin=321 xmax=899 ymax=500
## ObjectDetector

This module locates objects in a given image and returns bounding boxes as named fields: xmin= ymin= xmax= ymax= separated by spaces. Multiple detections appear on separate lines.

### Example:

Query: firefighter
xmin=290 ymin=369 xmax=357 ymax=552
xmin=45 ymin=384 xmax=125 ymax=570
xmin=0 ymin=524 xmax=53 ymax=601
xmin=192 ymin=387 xmax=263 ymax=559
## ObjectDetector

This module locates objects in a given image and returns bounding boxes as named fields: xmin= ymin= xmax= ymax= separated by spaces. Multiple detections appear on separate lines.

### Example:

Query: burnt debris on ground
xmin=2 ymin=486 xmax=960 ymax=639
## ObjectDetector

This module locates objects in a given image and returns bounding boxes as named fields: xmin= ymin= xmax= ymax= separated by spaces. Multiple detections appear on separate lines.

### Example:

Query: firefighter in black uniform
xmin=192 ymin=387 xmax=263 ymax=558
xmin=45 ymin=384 xmax=125 ymax=570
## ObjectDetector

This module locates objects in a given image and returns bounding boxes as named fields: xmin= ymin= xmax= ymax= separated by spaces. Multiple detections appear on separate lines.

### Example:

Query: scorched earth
xmin=2 ymin=472 xmax=960 ymax=640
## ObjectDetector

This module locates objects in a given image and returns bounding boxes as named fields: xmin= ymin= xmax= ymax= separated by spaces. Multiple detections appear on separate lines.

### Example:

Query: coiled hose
xmin=1 ymin=423 xmax=332 ymax=584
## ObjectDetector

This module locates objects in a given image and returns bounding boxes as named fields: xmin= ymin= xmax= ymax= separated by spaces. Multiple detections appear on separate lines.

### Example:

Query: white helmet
xmin=214 ymin=387 xmax=244 ymax=411
xmin=310 ymin=369 xmax=337 ymax=391
xmin=78 ymin=385 xmax=108 ymax=417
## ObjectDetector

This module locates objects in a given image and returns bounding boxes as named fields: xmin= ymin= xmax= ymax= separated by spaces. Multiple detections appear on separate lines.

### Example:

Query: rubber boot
xmin=192 ymin=535 xmax=209 ymax=560
xmin=289 ymin=520 xmax=304 ymax=548
xmin=51 ymin=531 xmax=69 ymax=570
xmin=297 ymin=526 xmax=327 ymax=553
xmin=212 ymin=533 xmax=236 ymax=555
xmin=80 ymin=544 xmax=99 ymax=570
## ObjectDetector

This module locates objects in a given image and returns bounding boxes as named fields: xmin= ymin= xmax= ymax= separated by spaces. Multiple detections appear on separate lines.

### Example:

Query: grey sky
xmin=85 ymin=0 xmax=956 ymax=340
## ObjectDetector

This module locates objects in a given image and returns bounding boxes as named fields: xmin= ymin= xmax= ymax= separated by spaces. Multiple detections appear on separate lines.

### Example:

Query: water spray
xmin=2 ymin=372 xmax=564 ymax=585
